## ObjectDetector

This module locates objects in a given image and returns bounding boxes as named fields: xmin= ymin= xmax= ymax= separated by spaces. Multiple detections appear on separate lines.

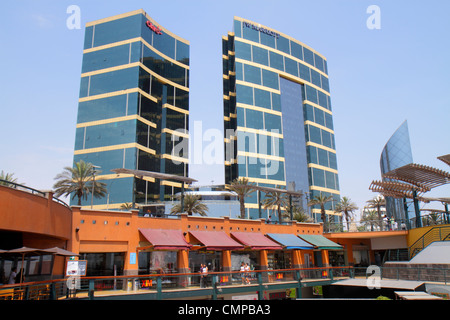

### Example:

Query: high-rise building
xmin=380 ymin=120 xmax=414 ymax=221
xmin=73 ymin=9 xmax=190 ymax=209
xmin=223 ymin=17 xmax=340 ymax=221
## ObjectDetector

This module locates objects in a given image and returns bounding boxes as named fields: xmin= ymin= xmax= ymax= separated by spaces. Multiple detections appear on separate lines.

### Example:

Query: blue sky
xmin=1 ymin=0 xmax=449 ymax=216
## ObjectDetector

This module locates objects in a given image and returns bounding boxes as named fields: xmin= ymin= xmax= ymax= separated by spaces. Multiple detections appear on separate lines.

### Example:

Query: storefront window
xmin=138 ymin=251 xmax=177 ymax=274
xmin=188 ymin=251 xmax=222 ymax=273
xmin=79 ymin=252 xmax=124 ymax=277
xmin=231 ymin=251 xmax=259 ymax=271
xmin=267 ymin=251 xmax=292 ymax=270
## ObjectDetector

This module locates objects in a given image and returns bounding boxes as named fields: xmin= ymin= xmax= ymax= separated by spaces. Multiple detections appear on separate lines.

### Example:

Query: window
xmin=276 ymin=36 xmax=290 ymax=54
xmin=252 ymin=46 xmax=268 ymax=66
xmin=246 ymin=109 xmax=264 ymax=130
xmin=254 ymin=88 xmax=271 ymax=109
xmin=264 ymin=113 xmax=282 ymax=132
xmin=299 ymin=63 xmax=311 ymax=83
xmin=236 ymin=84 xmax=253 ymax=105
xmin=284 ymin=57 xmax=298 ymax=77
xmin=269 ymin=51 xmax=284 ymax=71
xmin=235 ymin=41 xmax=252 ymax=61
xmin=262 ymin=69 xmax=279 ymax=90
xmin=314 ymin=54 xmax=325 ymax=73
xmin=244 ymin=64 xmax=261 ymax=85
xmin=290 ymin=41 xmax=303 ymax=60
xmin=303 ymin=47 xmax=314 ymax=66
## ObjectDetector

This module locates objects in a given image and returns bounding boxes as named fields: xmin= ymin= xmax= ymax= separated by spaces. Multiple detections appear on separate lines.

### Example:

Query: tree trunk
xmin=239 ymin=197 xmax=245 ymax=219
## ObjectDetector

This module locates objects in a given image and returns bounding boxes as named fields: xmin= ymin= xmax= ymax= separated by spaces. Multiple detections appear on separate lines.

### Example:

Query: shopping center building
xmin=73 ymin=9 xmax=190 ymax=209
xmin=223 ymin=17 xmax=340 ymax=222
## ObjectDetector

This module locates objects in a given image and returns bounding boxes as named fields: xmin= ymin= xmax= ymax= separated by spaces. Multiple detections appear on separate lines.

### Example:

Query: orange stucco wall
xmin=68 ymin=207 xmax=325 ymax=274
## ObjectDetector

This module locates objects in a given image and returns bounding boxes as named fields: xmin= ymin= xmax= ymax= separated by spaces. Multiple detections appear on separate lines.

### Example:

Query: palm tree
xmin=226 ymin=177 xmax=256 ymax=219
xmin=170 ymin=193 xmax=208 ymax=216
xmin=120 ymin=203 xmax=134 ymax=210
xmin=308 ymin=193 xmax=334 ymax=232
xmin=53 ymin=160 xmax=107 ymax=206
xmin=361 ymin=209 xmax=380 ymax=231
xmin=0 ymin=171 xmax=19 ymax=187
xmin=263 ymin=190 xmax=289 ymax=224
xmin=366 ymin=196 xmax=386 ymax=223
xmin=335 ymin=196 xmax=358 ymax=231
xmin=290 ymin=205 xmax=314 ymax=223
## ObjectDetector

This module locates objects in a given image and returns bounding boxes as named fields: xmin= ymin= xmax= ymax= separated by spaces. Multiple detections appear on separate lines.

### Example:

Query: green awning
xmin=298 ymin=235 xmax=343 ymax=250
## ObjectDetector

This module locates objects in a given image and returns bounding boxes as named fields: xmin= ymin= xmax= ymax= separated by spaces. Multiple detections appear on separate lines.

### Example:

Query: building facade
xmin=380 ymin=120 xmax=414 ymax=221
xmin=73 ymin=9 xmax=190 ymax=209
xmin=223 ymin=17 xmax=340 ymax=221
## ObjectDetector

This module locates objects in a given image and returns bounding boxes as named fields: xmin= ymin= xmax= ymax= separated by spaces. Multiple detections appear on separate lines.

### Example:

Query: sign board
xmin=66 ymin=260 xmax=87 ymax=276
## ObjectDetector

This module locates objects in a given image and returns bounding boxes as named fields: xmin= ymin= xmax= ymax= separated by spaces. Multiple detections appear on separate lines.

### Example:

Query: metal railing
xmin=0 ymin=266 xmax=352 ymax=300
xmin=408 ymin=225 xmax=450 ymax=259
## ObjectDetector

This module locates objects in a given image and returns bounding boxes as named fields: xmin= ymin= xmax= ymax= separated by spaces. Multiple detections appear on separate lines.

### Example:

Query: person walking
xmin=244 ymin=263 xmax=251 ymax=285
xmin=240 ymin=262 xmax=246 ymax=285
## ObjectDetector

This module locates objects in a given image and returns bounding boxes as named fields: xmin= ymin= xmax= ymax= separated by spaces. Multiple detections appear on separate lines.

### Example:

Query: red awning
xmin=189 ymin=231 xmax=244 ymax=250
xmin=139 ymin=229 xmax=192 ymax=250
xmin=231 ymin=232 xmax=282 ymax=250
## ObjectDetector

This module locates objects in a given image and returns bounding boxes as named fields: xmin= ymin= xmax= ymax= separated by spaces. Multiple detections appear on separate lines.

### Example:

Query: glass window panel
xmin=262 ymin=69 xmax=279 ymax=90
xmin=307 ymin=145 xmax=318 ymax=164
xmin=325 ymin=171 xmax=336 ymax=190
xmin=242 ymin=23 xmax=260 ymax=43
xmin=247 ymin=156 xmax=263 ymax=179
xmin=84 ymin=119 xmax=137 ymax=149
xmin=79 ymin=76 xmax=90 ymax=98
xmin=308 ymin=125 xmax=322 ymax=144
xmin=317 ymin=148 xmax=329 ymax=167
xmin=93 ymin=14 xmax=141 ymax=48
xmin=290 ymin=41 xmax=303 ymax=60
xmin=84 ymin=26 xmax=94 ymax=49
xmin=236 ymin=84 xmax=253 ymax=105
xmin=244 ymin=64 xmax=261 ymax=85
xmin=77 ymin=94 xmax=131 ymax=123
xmin=310 ymin=69 xmax=321 ymax=87
xmin=298 ymin=63 xmax=311 ymax=83
xmin=305 ymin=85 xmax=318 ymax=104
xmin=234 ymin=41 xmax=252 ymax=61
xmin=304 ymin=104 xmax=315 ymax=122
xmin=276 ymin=36 xmax=290 ymax=54
xmin=269 ymin=51 xmax=284 ymax=71
xmin=238 ymin=155 xmax=247 ymax=177
xmin=151 ymin=32 xmax=176 ymax=60
xmin=238 ymin=131 xmax=257 ymax=153
xmin=325 ymin=112 xmax=334 ymax=130
xmin=89 ymin=67 xmax=139 ymax=96
xmin=235 ymin=61 xmax=243 ymax=81
xmin=318 ymin=91 xmax=328 ymax=109
xmin=321 ymin=75 xmax=329 ymax=92
xmin=234 ymin=19 xmax=242 ymax=38
xmin=82 ymin=44 xmax=130 ymax=73
xmin=254 ymin=88 xmax=271 ymax=109
xmin=252 ymin=46 xmax=269 ymax=66
xmin=260 ymin=32 xmax=275 ymax=48
xmin=237 ymin=107 xmax=245 ymax=127
xmin=271 ymin=93 xmax=281 ymax=111
xmin=312 ymin=168 xmax=325 ymax=187
xmin=321 ymin=130 xmax=332 ymax=148
xmin=176 ymin=40 xmax=189 ymax=65
xmin=264 ymin=113 xmax=282 ymax=132
xmin=246 ymin=109 xmax=264 ymax=130
xmin=329 ymin=152 xmax=337 ymax=170
xmin=314 ymin=107 xmax=325 ymax=126
xmin=303 ymin=47 xmax=315 ymax=66
xmin=265 ymin=159 xmax=285 ymax=181
xmin=314 ymin=54 xmax=325 ymax=72
xmin=74 ymin=127 xmax=85 ymax=150
xmin=284 ymin=57 xmax=298 ymax=77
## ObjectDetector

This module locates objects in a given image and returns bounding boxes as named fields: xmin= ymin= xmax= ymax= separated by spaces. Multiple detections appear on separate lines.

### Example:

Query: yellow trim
xmin=163 ymin=103 xmax=189 ymax=115
xmin=160 ymin=180 xmax=189 ymax=188
xmin=305 ymin=101 xmax=333 ymax=115
xmin=235 ymin=79 xmax=280 ymax=95
xmin=162 ymin=153 xmax=189 ymax=164
xmin=94 ymin=173 xmax=155 ymax=183
xmin=245 ymin=177 xmax=286 ymax=186
xmin=237 ymin=151 xmax=284 ymax=162
xmin=306 ymin=142 xmax=336 ymax=154
xmin=81 ymin=62 xmax=189 ymax=92
xmin=236 ymin=126 xmax=283 ymax=139
xmin=308 ymin=163 xmax=338 ymax=174
xmin=76 ymin=114 xmax=157 ymax=129
xmin=304 ymin=120 xmax=334 ymax=134
xmin=78 ymin=87 xmax=157 ymax=103
xmin=311 ymin=208 xmax=341 ymax=216
xmin=74 ymin=143 xmax=156 ymax=155
xmin=162 ymin=128 xmax=189 ymax=139
xmin=224 ymin=116 xmax=230 ymax=121
xmin=309 ymin=185 xmax=340 ymax=195
xmin=86 ymin=9 xmax=189 ymax=45
xmin=236 ymin=102 xmax=282 ymax=116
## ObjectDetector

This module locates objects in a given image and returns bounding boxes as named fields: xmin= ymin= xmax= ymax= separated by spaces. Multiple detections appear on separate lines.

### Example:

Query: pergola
xmin=369 ymin=155 xmax=450 ymax=227
xmin=111 ymin=168 xmax=197 ymax=211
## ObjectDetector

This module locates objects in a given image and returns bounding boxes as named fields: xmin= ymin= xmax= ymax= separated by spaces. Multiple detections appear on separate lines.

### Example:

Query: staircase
xmin=408 ymin=226 xmax=450 ymax=259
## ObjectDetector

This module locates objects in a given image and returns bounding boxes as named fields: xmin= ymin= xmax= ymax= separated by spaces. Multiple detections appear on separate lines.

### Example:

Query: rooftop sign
xmin=243 ymin=21 xmax=280 ymax=39
xmin=146 ymin=20 xmax=163 ymax=35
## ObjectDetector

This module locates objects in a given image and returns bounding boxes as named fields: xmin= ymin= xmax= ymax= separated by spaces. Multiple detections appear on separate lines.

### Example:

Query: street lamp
xmin=91 ymin=165 xmax=101 ymax=209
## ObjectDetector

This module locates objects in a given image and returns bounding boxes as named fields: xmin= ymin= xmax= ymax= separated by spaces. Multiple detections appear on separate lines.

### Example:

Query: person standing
xmin=8 ymin=268 xmax=17 ymax=284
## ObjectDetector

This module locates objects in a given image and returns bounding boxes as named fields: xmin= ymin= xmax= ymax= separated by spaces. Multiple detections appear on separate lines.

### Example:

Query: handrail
xmin=408 ymin=225 xmax=450 ymax=259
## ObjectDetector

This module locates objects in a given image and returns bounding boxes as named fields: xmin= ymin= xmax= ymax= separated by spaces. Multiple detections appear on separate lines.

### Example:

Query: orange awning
xmin=139 ymin=229 xmax=192 ymax=250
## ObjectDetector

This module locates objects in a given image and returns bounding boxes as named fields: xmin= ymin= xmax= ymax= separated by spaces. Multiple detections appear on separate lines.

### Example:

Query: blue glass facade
xmin=73 ymin=10 xmax=189 ymax=209
xmin=223 ymin=18 xmax=340 ymax=221
xmin=380 ymin=120 xmax=414 ymax=221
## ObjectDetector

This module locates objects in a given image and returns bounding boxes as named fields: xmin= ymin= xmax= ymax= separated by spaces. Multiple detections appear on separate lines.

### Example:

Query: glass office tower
xmin=380 ymin=120 xmax=414 ymax=221
xmin=223 ymin=17 xmax=340 ymax=221
xmin=73 ymin=10 xmax=189 ymax=209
